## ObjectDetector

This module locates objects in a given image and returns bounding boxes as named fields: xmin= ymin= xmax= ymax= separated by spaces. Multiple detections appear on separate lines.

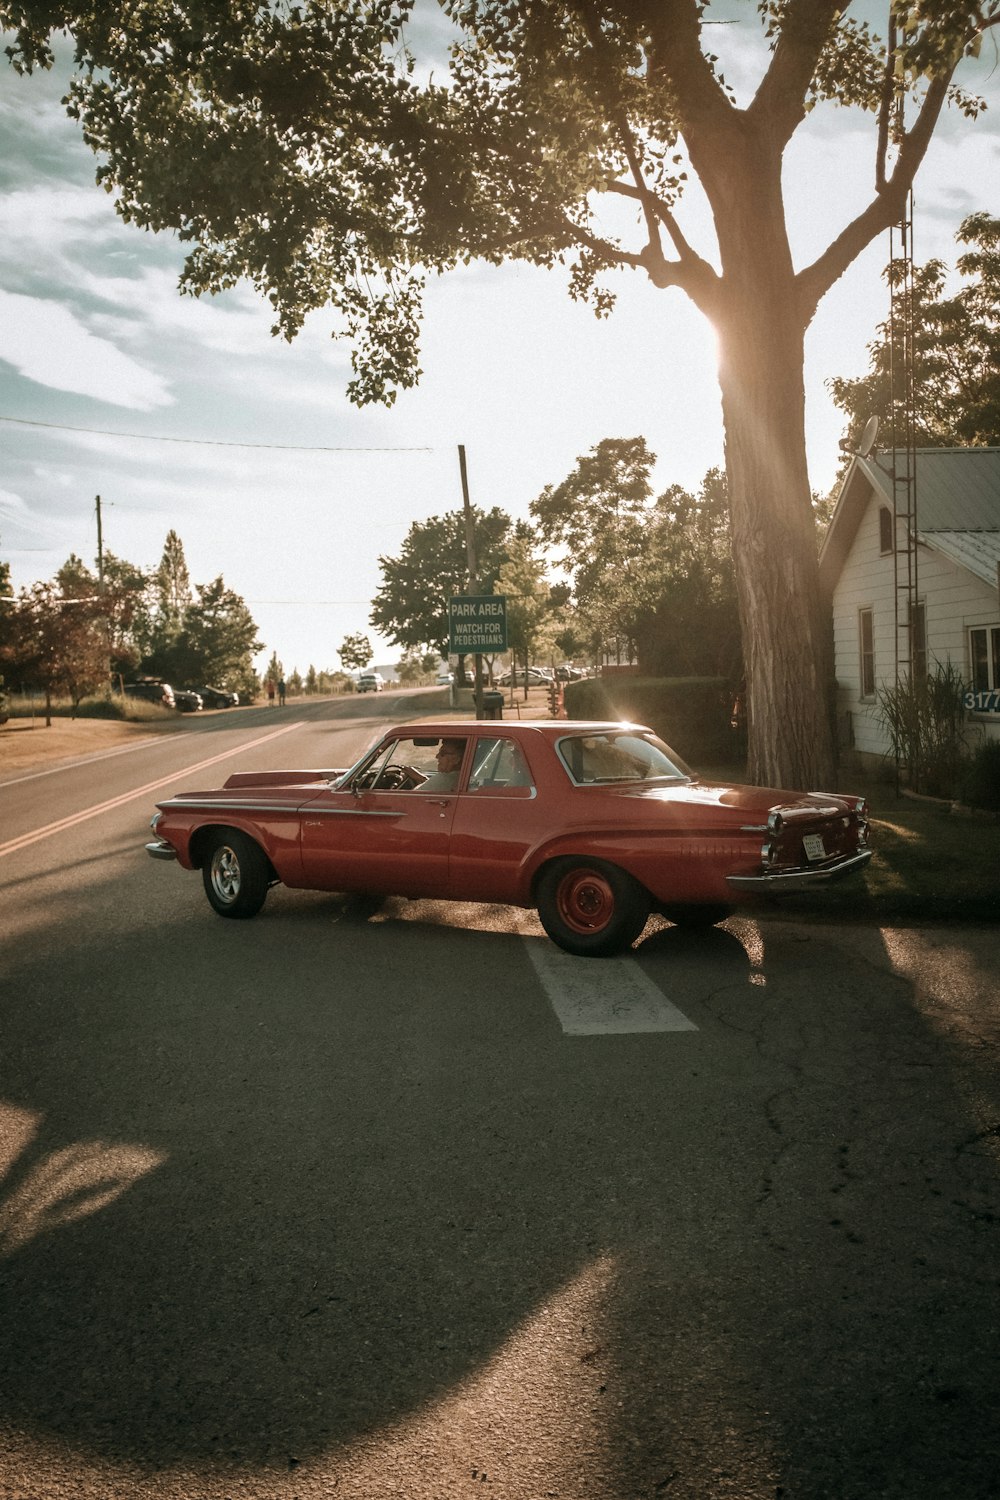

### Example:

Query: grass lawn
xmin=798 ymin=788 xmax=1000 ymax=924
xmin=699 ymin=760 xmax=1000 ymax=925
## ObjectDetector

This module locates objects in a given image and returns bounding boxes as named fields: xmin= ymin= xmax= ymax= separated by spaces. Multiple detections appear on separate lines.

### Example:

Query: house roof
xmin=926 ymin=530 xmax=1000 ymax=588
xmin=819 ymin=447 xmax=1000 ymax=591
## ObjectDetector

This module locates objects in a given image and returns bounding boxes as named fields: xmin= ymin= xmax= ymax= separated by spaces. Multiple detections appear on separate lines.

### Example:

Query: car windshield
xmin=556 ymin=731 xmax=692 ymax=785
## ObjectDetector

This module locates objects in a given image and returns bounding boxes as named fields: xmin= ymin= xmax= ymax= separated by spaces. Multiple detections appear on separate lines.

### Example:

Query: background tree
xmin=370 ymin=507 xmax=511 ymax=657
xmin=532 ymin=438 xmax=660 ymax=666
xmin=3 ymin=582 xmax=106 ymax=720
xmin=534 ymin=442 xmax=741 ymax=678
xmin=55 ymin=549 xmax=151 ymax=680
xmin=339 ymin=633 xmax=373 ymax=672
xmin=496 ymin=529 xmax=553 ymax=697
xmin=154 ymin=529 xmax=192 ymax=626
xmin=146 ymin=529 xmax=192 ymax=667
xmin=641 ymin=469 xmax=741 ymax=681
xmin=830 ymin=212 xmax=1000 ymax=459
xmin=263 ymin=649 xmax=284 ymax=689
xmin=8 ymin=1 xmax=997 ymax=782
xmin=146 ymin=577 xmax=262 ymax=695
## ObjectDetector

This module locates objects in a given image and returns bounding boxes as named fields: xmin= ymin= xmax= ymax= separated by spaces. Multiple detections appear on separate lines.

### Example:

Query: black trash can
xmin=481 ymin=691 xmax=504 ymax=721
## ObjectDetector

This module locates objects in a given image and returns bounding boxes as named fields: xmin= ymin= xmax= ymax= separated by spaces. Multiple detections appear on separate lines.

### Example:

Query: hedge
xmin=563 ymin=676 xmax=736 ymax=765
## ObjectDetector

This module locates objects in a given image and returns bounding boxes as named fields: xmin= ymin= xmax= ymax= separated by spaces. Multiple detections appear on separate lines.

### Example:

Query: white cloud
xmin=0 ymin=289 xmax=173 ymax=410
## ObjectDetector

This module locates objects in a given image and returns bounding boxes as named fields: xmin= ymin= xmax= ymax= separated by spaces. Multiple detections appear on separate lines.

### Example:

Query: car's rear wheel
xmin=202 ymin=832 xmax=270 ymax=919
xmin=537 ymin=858 xmax=650 ymax=957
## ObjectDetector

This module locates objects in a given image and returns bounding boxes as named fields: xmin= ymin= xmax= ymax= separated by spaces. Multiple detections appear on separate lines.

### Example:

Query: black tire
xmin=202 ymin=831 xmax=271 ymax=919
xmin=536 ymin=858 xmax=650 ymax=957
xmin=660 ymin=904 xmax=734 ymax=929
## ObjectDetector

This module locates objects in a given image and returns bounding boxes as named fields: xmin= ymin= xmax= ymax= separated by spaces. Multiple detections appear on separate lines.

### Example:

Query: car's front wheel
xmin=537 ymin=858 xmax=650 ymax=957
xmin=202 ymin=832 xmax=270 ymax=919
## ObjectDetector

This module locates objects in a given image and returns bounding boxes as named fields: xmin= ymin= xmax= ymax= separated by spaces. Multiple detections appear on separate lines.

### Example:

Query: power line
xmin=0 ymin=414 xmax=432 ymax=453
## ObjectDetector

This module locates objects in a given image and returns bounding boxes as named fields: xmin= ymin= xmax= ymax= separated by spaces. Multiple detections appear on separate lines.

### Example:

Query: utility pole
xmin=95 ymin=494 xmax=104 ymax=590
xmin=457 ymin=445 xmax=484 ymax=718
xmin=95 ymin=494 xmax=113 ymax=694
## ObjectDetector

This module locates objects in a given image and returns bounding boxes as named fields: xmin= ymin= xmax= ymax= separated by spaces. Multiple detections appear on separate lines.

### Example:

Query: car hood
xmin=221 ymin=769 xmax=347 ymax=789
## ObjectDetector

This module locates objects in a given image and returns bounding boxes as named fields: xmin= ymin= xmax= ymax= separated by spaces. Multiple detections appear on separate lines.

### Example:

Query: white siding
xmin=831 ymin=495 xmax=1000 ymax=757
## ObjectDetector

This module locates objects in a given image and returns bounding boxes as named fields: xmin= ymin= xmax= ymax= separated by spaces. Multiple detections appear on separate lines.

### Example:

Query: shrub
xmin=563 ymin=676 xmax=735 ymax=764
xmin=74 ymin=696 xmax=129 ymax=720
xmin=875 ymin=662 xmax=970 ymax=797
xmin=958 ymin=739 xmax=1000 ymax=812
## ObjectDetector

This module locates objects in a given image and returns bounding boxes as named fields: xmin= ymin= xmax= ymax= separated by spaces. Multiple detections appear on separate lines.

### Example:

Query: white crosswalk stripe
xmin=523 ymin=938 xmax=699 ymax=1035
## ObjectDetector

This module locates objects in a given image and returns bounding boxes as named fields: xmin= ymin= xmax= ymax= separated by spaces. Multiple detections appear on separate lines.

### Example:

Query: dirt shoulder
xmin=0 ymin=715 xmax=184 ymax=776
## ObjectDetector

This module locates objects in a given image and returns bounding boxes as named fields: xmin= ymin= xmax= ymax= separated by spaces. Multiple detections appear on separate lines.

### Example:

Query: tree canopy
xmin=0 ymin=532 xmax=262 ymax=703
xmin=533 ymin=439 xmax=740 ymax=678
xmin=370 ymin=505 xmax=511 ymax=655
xmin=6 ymin=0 xmax=999 ymax=782
xmin=339 ymin=632 xmax=374 ymax=671
xmin=830 ymin=211 xmax=1000 ymax=457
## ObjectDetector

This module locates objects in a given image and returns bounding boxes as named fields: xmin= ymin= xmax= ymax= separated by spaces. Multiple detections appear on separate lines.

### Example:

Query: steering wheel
xmin=373 ymin=762 xmax=425 ymax=790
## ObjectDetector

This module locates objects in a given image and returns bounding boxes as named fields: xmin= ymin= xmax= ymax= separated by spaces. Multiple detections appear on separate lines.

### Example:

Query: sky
xmin=1 ymin=5 xmax=998 ymax=679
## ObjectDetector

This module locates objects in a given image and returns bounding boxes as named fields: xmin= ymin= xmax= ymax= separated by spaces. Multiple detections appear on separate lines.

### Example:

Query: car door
xmin=448 ymin=735 xmax=540 ymax=903
xmin=297 ymin=735 xmax=462 ymax=897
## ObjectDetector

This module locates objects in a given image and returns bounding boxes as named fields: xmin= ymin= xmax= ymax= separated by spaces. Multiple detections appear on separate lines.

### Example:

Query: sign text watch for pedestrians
xmin=448 ymin=594 xmax=508 ymax=654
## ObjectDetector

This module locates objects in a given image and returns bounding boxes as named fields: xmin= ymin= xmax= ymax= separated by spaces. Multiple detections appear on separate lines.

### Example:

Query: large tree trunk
xmin=705 ymin=136 xmax=837 ymax=791
xmin=717 ymin=307 xmax=835 ymax=790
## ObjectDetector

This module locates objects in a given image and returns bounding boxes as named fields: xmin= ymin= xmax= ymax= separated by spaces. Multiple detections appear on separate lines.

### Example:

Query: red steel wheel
xmin=537 ymin=858 xmax=650 ymax=957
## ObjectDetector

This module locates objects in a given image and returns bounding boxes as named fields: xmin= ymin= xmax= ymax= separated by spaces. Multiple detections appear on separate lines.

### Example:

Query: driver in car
xmin=419 ymin=737 xmax=466 ymax=791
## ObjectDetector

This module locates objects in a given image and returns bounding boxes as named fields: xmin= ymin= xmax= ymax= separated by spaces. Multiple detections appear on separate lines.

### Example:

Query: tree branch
xmin=605 ymin=178 xmax=720 ymax=304
xmin=748 ymin=0 xmax=843 ymax=146
xmin=796 ymin=70 xmax=953 ymax=321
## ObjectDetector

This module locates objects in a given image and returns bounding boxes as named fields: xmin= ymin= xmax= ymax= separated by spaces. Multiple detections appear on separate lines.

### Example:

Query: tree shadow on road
xmin=1 ymin=881 xmax=998 ymax=1497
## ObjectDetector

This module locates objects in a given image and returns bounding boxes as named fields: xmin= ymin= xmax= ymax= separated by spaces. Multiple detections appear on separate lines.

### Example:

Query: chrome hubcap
xmin=210 ymin=846 xmax=240 ymax=903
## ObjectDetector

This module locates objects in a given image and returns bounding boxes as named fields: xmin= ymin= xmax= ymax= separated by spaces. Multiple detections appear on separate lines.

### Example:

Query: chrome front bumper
xmin=727 ymin=847 xmax=873 ymax=893
xmin=145 ymin=839 xmax=177 ymax=862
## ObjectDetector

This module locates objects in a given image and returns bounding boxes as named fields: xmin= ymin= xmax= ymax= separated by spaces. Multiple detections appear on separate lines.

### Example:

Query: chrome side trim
xmin=727 ymin=848 xmax=873 ymax=892
xmin=159 ymin=797 xmax=403 ymax=817
xmin=298 ymin=807 xmax=401 ymax=817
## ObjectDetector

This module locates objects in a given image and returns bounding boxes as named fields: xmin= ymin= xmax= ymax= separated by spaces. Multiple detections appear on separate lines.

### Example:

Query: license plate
xmin=803 ymin=833 xmax=826 ymax=862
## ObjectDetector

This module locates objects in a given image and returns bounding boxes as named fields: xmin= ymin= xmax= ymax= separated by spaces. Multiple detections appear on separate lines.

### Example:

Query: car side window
xmin=351 ymin=737 xmax=468 ymax=791
xmin=468 ymin=737 xmax=535 ymax=795
xmin=557 ymin=732 xmax=690 ymax=784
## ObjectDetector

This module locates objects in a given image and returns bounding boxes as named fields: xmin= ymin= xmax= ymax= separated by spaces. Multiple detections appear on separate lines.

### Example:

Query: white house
xmin=818 ymin=447 xmax=1000 ymax=764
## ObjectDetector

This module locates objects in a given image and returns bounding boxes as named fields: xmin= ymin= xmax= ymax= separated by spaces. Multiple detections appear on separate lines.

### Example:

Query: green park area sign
xmin=448 ymin=594 xmax=508 ymax=654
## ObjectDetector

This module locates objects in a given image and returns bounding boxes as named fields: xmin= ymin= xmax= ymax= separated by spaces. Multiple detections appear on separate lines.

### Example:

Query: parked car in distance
xmin=146 ymin=718 xmax=873 ymax=958
xmin=436 ymin=670 xmax=454 ymax=685
xmin=197 ymin=686 xmax=239 ymax=709
xmin=173 ymin=689 xmax=203 ymax=713
xmin=124 ymin=680 xmax=176 ymax=708
xmin=498 ymin=666 xmax=554 ymax=687
xmin=357 ymin=671 xmax=385 ymax=693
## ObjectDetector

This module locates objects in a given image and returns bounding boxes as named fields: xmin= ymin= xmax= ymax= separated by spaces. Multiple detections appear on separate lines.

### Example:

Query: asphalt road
xmin=1 ymin=695 xmax=999 ymax=1499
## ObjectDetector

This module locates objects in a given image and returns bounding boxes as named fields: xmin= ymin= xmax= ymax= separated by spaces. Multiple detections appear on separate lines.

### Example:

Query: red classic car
xmin=146 ymin=720 xmax=872 ymax=956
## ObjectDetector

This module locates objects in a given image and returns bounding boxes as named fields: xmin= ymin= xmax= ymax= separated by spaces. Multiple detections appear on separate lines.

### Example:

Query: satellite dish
xmin=857 ymin=415 xmax=879 ymax=458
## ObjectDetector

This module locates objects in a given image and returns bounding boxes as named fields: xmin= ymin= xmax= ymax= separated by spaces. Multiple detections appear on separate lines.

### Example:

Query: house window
xmin=910 ymin=601 xmax=927 ymax=679
xmin=970 ymin=626 xmax=1000 ymax=693
xmin=859 ymin=608 xmax=875 ymax=698
xmin=878 ymin=506 xmax=894 ymax=555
